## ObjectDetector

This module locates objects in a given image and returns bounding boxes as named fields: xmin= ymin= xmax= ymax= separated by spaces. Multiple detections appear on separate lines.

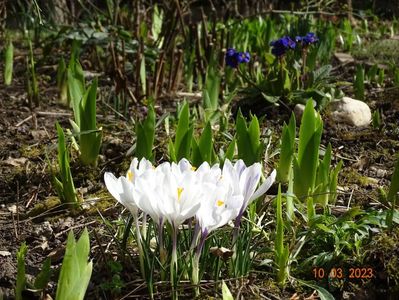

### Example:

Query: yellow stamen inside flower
xmin=191 ymin=166 xmax=196 ymax=171
xmin=177 ymin=187 xmax=184 ymax=201
xmin=127 ymin=170 xmax=133 ymax=182
xmin=217 ymin=200 xmax=224 ymax=207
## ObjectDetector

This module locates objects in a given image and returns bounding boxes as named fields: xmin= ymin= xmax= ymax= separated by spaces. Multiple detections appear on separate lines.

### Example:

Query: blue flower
xmin=225 ymin=48 xmax=250 ymax=68
xmin=225 ymin=48 xmax=251 ymax=68
xmin=237 ymin=51 xmax=250 ymax=63
xmin=225 ymin=48 xmax=238 ymax=68
xmin=270 ymin=36 xmax=296 ymax=57
xmin=298 ymin=32 xmax=319 ymax=45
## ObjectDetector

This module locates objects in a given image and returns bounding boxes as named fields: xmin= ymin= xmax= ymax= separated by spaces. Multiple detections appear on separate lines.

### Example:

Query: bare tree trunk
xmin=347 ymin=0 xmax=354 ymax=23
xmin=0 ymin=0 xmax=6 ymax=38
xmin=50 ymin=0 xmax=70 ymax=25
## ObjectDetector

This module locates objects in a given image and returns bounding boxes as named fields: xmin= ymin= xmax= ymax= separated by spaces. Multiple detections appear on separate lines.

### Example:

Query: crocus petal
xmin=233 ymin=159 xmax=247 ymax=177
xmin=127 ymin=157 xmax=153 ymax=184
xmin=129 ymin=158 xmax=139 ymax=172
xmin=119 ymin=177 xmax=138 ymax=215
xmin=177 ymin=158 xmax=192 ymax=172
xmin=239 ymin=163 xmax=261 ymax=202
xmin=223 ymin=159 xmax=238 ymax=182
xmin=104 ymin=172 xmax=138 ymax=216
xmin=218 ymin=197 xmax=241 ymax=229
xmin=197 ymin=161 xmax=221 ymax=182
xmin=249 ymin=169 xmax=276 ymax=202
xmin=176 ymin=201 xmax=202 ymax=226
xmin=196 ymin=161 xmax=210 ymax=176
xmin=222 ymin=159 xmax=234 ymax=172
xmin=104 ymin=172 xmax=123 ymax=202
xmin=134 ymin=171 xmax=162 ymax=224
xmin=138 ymin=157 xmax=153 ymax=172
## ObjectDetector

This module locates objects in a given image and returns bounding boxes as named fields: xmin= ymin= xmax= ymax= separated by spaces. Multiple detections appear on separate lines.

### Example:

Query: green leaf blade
xmin=56 ymin=229 xmax=92 ymax=300
xmin=15 ymin=243 xmax=27 ymax=300
xmin=4 ymin=40 xmax=14 ymax=85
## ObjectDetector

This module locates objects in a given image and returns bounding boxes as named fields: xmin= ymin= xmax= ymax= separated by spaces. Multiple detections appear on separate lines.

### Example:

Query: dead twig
xmin=16 ymin=115 xmax=33 ymax=127
xmin=16 ymin=180 xmax=20 ymax=237
xmin=54 ymin=220 xmax=97 ymax=238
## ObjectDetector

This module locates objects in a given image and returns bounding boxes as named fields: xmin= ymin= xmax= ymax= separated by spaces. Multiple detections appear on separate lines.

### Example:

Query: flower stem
xmin=170 ymin=224 xmax=178 ymax=300
xmin=141 ymin=212 xmax=147 ymax=240
xmin=158 ymin=220 xmax=167 ymax=281
xmin=232 ymin=207 xmax=244 ymax=244
xmin=301 ymin=47 xmax=308 ymax=89
xmin=135 ymin=216 xmax=147 ymax=284
xmin=192 ymin=229 xmax=208 ymax=296
xmin=231 ymin=208 xmax=246 ymax=277
xmin=190 ymin=222 xmax=200 ymax=250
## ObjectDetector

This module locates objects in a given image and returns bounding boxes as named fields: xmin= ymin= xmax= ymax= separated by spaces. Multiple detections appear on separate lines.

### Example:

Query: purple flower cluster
xmin=270 ymin=36 xmax=296 ymax=57
xmin=270 ymin=33 xmax=319 ymax=57
xmin=295 ymin=32 xmax=319 ymax=46
xmin=225 ymin=48 xmax=250 ymax=68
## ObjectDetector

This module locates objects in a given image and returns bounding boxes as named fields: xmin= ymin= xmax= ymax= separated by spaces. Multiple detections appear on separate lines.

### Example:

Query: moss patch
xmin=84 ymin=190 xmax=117 ymax=216
xmin=341 ymin=168 xmax=379 ymax=187
xmin=27 ymin=196 xmax=62 ymax=220
xmin=352 ymin=39 xmax=399 ymax=65
xmin=364 ymin=226 xmax=399 ymax=292
xmin=19 ymin=144 xmax=44 ymax=159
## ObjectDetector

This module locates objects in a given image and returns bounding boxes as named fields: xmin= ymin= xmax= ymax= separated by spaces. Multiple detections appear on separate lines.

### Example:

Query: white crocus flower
xmin=133 ymin=159 xmax=204 ymax=227
xmin=104 ymin=157 xmax=154 ymax=215
xmin=196 ymin=180 xmax=243 ymax=235
xmin=156 ymin=161 xmax=202 ymax=228
xmin=222 ymin=159 xmax=276 ymax=215
xmin=103 ymin=157 xmax=154 ymax=280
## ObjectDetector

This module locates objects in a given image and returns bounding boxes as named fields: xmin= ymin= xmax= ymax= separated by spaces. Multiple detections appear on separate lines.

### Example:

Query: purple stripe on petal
xmin=235 ymin=160 xmax=246 ymax=177
xmin=249 ymin=169 xmax=276 ymax=203
xmin=243 ymin=172 xmax=260 ymax=204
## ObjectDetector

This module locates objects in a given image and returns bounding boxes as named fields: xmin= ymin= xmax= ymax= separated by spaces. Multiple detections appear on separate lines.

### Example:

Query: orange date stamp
xmin=312 ymin=267 xmax=374 ymax=280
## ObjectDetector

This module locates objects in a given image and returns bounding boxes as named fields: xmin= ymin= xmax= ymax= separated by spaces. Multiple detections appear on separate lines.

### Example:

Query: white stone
xmin=334 ymin=52 xmax=355 ymax=64
xmin=294 ymin=104 xmax=305 ymax=122
xmin=328 ymin=97 xmax=371 ymax=127
xmin=293 ymin=102 xmax=318 ymax=124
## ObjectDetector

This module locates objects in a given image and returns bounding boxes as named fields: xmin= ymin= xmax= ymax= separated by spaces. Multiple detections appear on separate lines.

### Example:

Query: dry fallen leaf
xmin=40 ymin=240 xmax=49 ymax=251
xmin=334 ymin=52 xmax=354 ymax=64
xmin=2 ymin=157 xmax=27 ymax=167
xmin=31 ymin=129 xmax=48 ymax=140
xmin=7 ymin=205 xmax=17 ymax=214
xmin=209 ymin=246 xmax=234 ymax=260
xmin=290 ymin=292 xmax=300 ymax=300
xmin=304 ymin=290 xmax=319 ymax=300
xmin=0 ymin=250 xmax=12 ymax=257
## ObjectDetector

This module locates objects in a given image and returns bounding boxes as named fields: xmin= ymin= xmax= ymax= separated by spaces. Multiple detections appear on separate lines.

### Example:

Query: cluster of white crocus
xmin=104 ymin=157 xmax=276 ymax=237
xmin=104 ymin=157 xmax=275 ymax=295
